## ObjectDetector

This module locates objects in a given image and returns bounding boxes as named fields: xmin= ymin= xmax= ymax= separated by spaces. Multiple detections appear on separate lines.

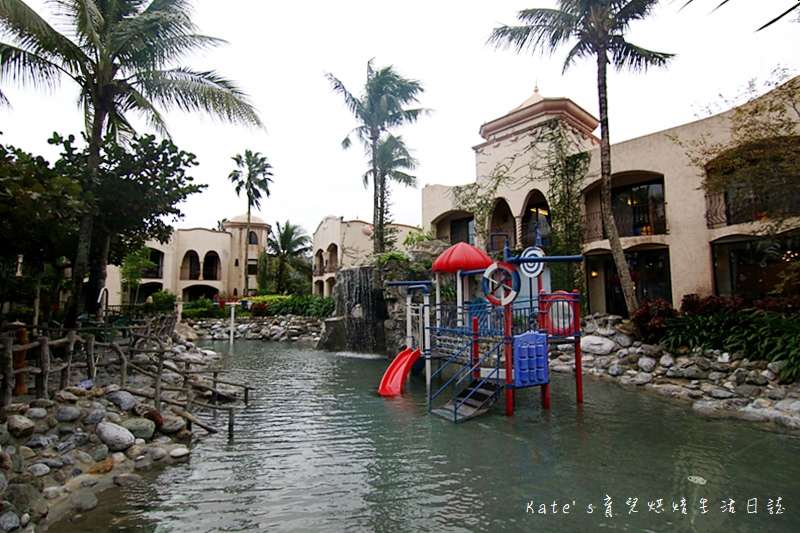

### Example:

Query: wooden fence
xmin=1 ymin=314 xmax=250 ymax=437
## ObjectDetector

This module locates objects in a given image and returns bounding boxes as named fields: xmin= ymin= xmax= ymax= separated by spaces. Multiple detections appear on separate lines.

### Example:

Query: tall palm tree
xmin=489 ymin=0 xmax=673 ymax=317
xmin=267 ymin=220 xmax=311 ymax=295
xmin=0 ymin=0 xmax=262 ymax=325
xmin=326 ymin=60 xmax=427 ymax=254
xmin=229 ymin=149 xmax=273 ymax=296
xmin=365 ymin=134 xmax=418 ymax=248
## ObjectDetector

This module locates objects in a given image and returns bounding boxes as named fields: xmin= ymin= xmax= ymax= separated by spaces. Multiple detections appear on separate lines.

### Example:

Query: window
xmin=611 ymin=180 xmax=666 ymax=237
xmin=249 ymin=231 xmax=258 ymax=245
xmin=247 ymin=259 xmax=258 ymax=276
xmin=450 ymin=217 xmax=474 ymax=245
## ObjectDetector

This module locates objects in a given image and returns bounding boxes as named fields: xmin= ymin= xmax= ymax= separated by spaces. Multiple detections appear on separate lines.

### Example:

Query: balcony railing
xmin=582 ymin=202 xmax=668 ymax=243
xmin=705 ymin=192 xmax=800 ymax=228
xmin=520 ymin=222 xmax=550 ymax=248
xmin=142 ymin=265 xmax=162 ymax=279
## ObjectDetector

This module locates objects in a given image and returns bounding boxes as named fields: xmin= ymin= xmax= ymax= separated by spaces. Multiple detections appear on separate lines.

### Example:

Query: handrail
xmin=451 ymin=343 xmax=504 ymax=422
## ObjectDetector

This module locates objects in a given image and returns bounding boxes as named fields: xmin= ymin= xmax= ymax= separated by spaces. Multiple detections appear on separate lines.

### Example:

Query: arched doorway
xmin=488 ymin=198 xmax=516 ymax=250
xmin=180 ymin=251 xmax=200 ymax=280
xmin=203 ymin=251 xmax=221 ymax=280
xmin=521 ymin=190 xmax=551 ymax=248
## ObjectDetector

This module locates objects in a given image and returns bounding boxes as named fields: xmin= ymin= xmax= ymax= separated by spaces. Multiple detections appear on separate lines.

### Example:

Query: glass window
xmin=611 ymin=180 xmax=666 ymax=237
xmin=249 ymin=231 xmax=258 ymax=245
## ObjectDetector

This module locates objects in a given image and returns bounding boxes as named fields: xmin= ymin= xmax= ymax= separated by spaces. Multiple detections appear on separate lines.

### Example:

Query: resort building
xmin=421 ymin=81 xmax=800 ymax=315
xmin=106 ymin=215 xmax=271 ymax=305
xmin=312 ymin=216 xmax=417 ymax=297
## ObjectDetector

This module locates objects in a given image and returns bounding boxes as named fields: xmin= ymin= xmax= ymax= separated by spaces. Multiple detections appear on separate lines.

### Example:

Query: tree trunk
xmin=596 ymin=50 xmax=638 ymax=317
xmin=65 ymin=104 xmax=107 ymax=327
xmin=96 ymin=231 xmax=111 ymax=320
xmin=371 ymin=135 xmax=382 ymax=255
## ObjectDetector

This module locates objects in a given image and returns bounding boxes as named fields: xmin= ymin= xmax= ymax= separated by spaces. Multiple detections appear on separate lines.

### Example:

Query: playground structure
xmin=378 ymin=236 xmax=583 ymax=423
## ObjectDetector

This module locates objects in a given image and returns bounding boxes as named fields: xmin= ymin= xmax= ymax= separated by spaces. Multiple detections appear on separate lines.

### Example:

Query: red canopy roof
xmin=431 ymin=242 xmax=493 ymax=273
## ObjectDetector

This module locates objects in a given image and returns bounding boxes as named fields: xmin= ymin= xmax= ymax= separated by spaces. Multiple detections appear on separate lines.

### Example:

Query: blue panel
xmin=513 ymin=332 xmax=549 ymax=388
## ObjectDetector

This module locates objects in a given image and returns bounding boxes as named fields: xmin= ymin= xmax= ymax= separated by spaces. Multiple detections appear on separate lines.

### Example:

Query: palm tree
xmin=366 ymin=134 xmax=418 ymax=248
xmin=326 ymin=60 xmax=427 ymax=254
xmin=0 ymin=0 xmax=262 ymax=325
xmin=267 ymin=221 xmax=311 ymax=295
xmin=229 ymin=149 xmax=273 ymax=296
xmin=489 ymin=0 xmax=673 ymax=317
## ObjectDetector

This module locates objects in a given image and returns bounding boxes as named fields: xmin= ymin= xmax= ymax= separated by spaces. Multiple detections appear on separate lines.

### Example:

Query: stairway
xmin=432 ymin=380 xmax=501 ymax=422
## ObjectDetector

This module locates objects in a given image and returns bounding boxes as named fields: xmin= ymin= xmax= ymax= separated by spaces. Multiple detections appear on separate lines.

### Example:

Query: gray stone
xmin=26 ymin=435 xmax=56 ymax=449
xmin=734 ymin=384 xmax=762 ymax=398
xmin=96 ymin=422 xmax=135 ymax=451
xmin=25 ymin=408 xmax=47 ymax=420
xmin=54 ymin=433 xmax=89 ymax=454
xmin=708 ymin=372 xmax=727 ymax=382
xmin=0 ymin=511 xmax=20 ymax=532
xmin=711 ymin=388 xmax=735 ymax=399
xmin=71 ymin=491 xmax=98 ymax=512
xmin=632 ymin=372 xmax=653 ymax=385
xmin=760 ymin=369 xmax=776 ymax=382
xmin=766 ymin=388 xmax=787 ymax=401
xmin=767 ymin=360 xmax=787 ymax=375
xmin=169 ymin=446 xmax=190 ymax=458
xmin=83 ymin=409 xmax=106 ymax=426
xmin=122 ymin=418 xmax=156 ymax=441
xmin=113 ymin=473 xmax=144 ymax=487
xmin=6 ymin=416 xmax=35 ymax=439
xmin=615 ymin=334 xmax=633 ymax=348
xmin=55 ymin=406 xmax=82 ymax=423
xmin=666 ymin=366 xmax=683 ymax=378
xmin=580 ymin=335 xmax=616 ymax=356
xmin=26 ymin=463 xmax=50 ymax=477
xmin=3 ymin=484 xmax=48 ymax=520
xmin=149 ymin=447 xmax=168 ymax=461
xmin=108 ymin=391 xmax=137 ymax=412
xmin=36 ymin=458 xmax=63 ymax=469
xmin=88 ymin=444 xmax=109 ymax=463
xmin=0 ymin=474 xmax=5 ymax=493
xmin=608 ymin=364 xmax=623 ymax=377
xmin=683 ymin=365 xmax=708 ymax=379
xmin=774 ymin=399 xmax=800 ymax=412
xmin=637 ymin=356 xmax=657 ymax=373
xmin=582 ymin=322 xmax=597 ymax=334
xmin=159 ymin=415 xmax=186 ymax=434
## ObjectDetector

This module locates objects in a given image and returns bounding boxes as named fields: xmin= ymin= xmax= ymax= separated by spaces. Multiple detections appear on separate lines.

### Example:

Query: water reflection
xmin=59 ymin=342 xmax=800 ymax=533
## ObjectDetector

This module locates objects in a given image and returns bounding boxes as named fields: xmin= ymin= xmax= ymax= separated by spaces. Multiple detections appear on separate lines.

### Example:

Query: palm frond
xmin=608 ymin=36 xmax=673 ymax=72
xmin=135 ymin=67 xmax=262 ymax=127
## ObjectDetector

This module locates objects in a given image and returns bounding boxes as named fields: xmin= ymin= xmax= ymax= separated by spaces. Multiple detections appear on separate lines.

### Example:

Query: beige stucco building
xmin=312 ymin=216 xmax=416 ymax=297
xmin=422 ymin=83 xmax=800 ymax=315
xmin=106 ymin=214 xmax=271 ymax=305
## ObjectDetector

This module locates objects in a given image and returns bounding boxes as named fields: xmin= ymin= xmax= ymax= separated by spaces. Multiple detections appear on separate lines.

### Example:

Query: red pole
xmin=541 ymin=382 xmax=550 ymax=409
xmin=504 ymin=303 xmax=514 ymax=416
xmin=472 ymin=316 xmax=479 ymax=380
xmin=573 ymin=290 xmax=583 ymax=404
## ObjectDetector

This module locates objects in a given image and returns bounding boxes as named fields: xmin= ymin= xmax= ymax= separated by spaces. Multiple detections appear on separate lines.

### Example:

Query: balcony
xmin=582 ymin=202 xmax=668 ymax=243
xmin=705 ymin=192 xmax=800 ymax=228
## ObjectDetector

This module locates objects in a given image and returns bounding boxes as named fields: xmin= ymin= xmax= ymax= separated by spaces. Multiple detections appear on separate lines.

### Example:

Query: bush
xmin=680 ymin=293 xmax=746 ymax=316
xmin=630 ymin=298 xmax=678 ymax=343
xmin=183 ymin=296 xmax=214 ymax=311
xmin=149 ymin=290 xmax=176 ymax=312
xmin=246 ymin=294 xmax=334 ymax=318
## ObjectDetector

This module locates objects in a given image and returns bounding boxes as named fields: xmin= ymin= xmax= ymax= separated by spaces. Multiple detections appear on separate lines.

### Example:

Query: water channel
xmin=61 ymin=341 xmax=799 ymax=532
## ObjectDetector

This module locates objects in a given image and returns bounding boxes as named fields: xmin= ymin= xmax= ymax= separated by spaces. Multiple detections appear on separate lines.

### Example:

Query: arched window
xmin=234 ymin=259 xmax=239 ymax=267
xmin=249 ymin=231 xmax=258 ymax=245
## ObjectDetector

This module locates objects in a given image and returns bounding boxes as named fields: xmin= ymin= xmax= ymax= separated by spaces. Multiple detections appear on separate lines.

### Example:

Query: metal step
xmin=433 ymin=380 xmax=501 ymax=423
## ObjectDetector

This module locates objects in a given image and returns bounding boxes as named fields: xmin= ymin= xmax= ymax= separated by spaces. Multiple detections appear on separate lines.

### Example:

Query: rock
xmin=71 ymin=491 xmax=98 ymax=512
xmin=83 ymin=409 xmax=106 ymax=426
xmin=122 ymin=418 xmax=156 ymax=440
xmin=113 ymin=473 xmax=144 ymax=487
xmin=96 ymin=422 xmax=135 ymax=452
xmin=108 ymin=391 xmax=137 ymax=412
xmin=53 ymin=390 xmax=79 ymax=403
xmin=711 ymin=389 xmax=735 ymax=399
xmin=767 ymin=360 xmax=787 ymax=375
xmin=26 ymin=464 xmax=50 ymax=477
xmin=615 ymin=334 xmax=633 ymax=348
xmin=637 ymin=356 xmax=657 ymax=373
xmin=608 ymin=364 xmax=623 ymax=377
xmin=0 ymin=511 xmax=20 ymax=532
xmin=54 ymin=406 xmax=82 ymax=423
xmin=682 ymin=366 xmax=708 ymax=379
xmin=54 ymin=433 xmax=90 ymax=454
xmin=666 ymin=366 xmax=683 ymax=378
xmin=632 ymin=372 xmax=653 ymax=385
xmin=24 ymin=408 xmax=47 ymax=420
xmin=6 ymin=416 xmax=35 ymax=439
xmin=774 ymin=399 xmax=800 ymax=412
xmin=3 ymin=483 xmax=48 ymax=520
xmin=169 ymin=446 xmax=190 ymax=459
xmin=159 ymin=415 xmax=186 ymax=434
xmin=760 ymin=369 xmax=776 ymax=382
xmin=149 ymin=448 xmax=168 ymax=461
xmin=88 ymin=457 xmax=114 ymax=475
xmin=766 ymin=388 xmax=787 ymax=401
xmin=707 ymin=372 xmax=727 ymax=382
xmin=25 ymin=435 xmax=56 ymax=449
xmin=734 ymin=384 xmax=762 ymax=398
xmin=580 ymin=335 xmax=616 ymax=356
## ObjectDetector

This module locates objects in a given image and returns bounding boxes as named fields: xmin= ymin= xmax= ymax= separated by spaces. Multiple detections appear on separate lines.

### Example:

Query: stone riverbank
xmin=185 ymin=316 xmax=323 ymax=343
xmin=0 ymin=331 xmax=227 ymax=532
xmin=550 ymin=314 xmax=800 ymax=432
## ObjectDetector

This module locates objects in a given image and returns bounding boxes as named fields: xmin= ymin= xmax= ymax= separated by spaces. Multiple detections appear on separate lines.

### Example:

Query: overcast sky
xmin=1 ymin=1 xmax=798 ymax=239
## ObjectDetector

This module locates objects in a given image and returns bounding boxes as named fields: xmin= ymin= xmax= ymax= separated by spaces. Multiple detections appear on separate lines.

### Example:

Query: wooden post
xmin=154 ymin=351 xmax=164 ymax=412
xmin=228 ymin=407 xmax=234 ymax=439
xmin=244 ymin=387 xmax=249 ymax=405
xmin=1 ymin=334 xmax=12 ymax=407
xmin=117 ymin=343 xmax=127 ymax=387
xmin=60 ymin=330 xmax=77 ymax=389
xmin=86 ymin=335 xmax=96 ymax=380
xmin=37 ymin=336 xmax=50 ymax=400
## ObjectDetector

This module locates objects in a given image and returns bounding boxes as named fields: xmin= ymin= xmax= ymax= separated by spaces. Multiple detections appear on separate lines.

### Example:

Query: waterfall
xmin=318 ymin=266 xmax=385 ymax=353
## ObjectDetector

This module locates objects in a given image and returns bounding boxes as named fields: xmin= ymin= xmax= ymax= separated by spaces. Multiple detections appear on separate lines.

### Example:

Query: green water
xmin=62 ymin=341 xmax=799 ymax=532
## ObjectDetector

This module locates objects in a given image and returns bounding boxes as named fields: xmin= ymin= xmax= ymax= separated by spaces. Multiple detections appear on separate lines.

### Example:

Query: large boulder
xmin=95 ymin=422 xmax=135 ymax=452
xmin=580 ymin=335 xmax=616 ymax=356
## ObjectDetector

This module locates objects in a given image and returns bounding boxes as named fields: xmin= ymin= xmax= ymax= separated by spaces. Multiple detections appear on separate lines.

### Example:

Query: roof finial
xmin=534 ymin=79 xmax=539 ymax=94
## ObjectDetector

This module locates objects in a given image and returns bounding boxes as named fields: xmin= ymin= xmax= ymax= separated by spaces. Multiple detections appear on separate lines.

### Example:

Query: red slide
xmin=378 ymin=348 xmax=421 ymax=396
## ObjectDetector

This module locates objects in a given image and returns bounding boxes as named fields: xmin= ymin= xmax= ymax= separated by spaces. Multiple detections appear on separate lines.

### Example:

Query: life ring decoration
xmin=482 ymin=262 xmax=520 ymax=306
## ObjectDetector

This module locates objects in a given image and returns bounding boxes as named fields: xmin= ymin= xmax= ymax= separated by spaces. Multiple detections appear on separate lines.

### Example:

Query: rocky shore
xmin=549 ymin=314 xmax=800 ymax=432
xmin=185 ymin=315 xmax=323 ymax=343
xmin=0 ymin=331 xmax=225 ymax=532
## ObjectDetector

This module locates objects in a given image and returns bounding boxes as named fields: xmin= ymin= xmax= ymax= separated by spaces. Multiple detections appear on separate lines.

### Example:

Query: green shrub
xmin=149 ymin=289 xmax=177 ymax=312
xmin=183 ymin=296 xmax=214 ymax=311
